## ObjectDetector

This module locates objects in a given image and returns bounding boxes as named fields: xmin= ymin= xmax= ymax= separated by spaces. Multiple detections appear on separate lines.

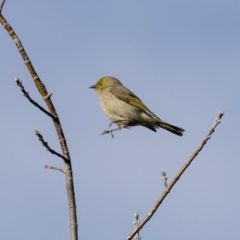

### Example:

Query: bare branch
xmin=1 ymin=10 xmax=78 ymax=240
xmin=35 ymin=130 xmax=69 ymax=163
xmin=44 ymin=165 xmax=65 ymax=174
xmin=15 ymin=78 xmax=57 ymax=120
xmin=126 ymin=111 xmax=225 ymax=240
xmin=0 ymin=0 xmax=6 ymax=13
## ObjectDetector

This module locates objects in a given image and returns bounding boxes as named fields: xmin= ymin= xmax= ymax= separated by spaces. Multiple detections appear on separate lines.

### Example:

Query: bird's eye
xmin=99 ymin=83 xmax=102 ymax=86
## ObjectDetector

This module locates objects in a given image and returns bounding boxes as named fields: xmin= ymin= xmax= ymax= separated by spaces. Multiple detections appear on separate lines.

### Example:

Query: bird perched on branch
xmin=89 ymin=76 xmax=184 ymax=138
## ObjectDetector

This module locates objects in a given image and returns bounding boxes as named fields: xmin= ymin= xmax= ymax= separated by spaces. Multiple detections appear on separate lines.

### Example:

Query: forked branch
xmin=126 ymin=111 xmax=224 ymax=240
xmin=0 ymin=4 xmax=78 ymax=240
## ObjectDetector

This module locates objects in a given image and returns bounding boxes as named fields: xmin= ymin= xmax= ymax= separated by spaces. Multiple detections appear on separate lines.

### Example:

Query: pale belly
xmin=99 ymin=92 xmax=139 ymax=125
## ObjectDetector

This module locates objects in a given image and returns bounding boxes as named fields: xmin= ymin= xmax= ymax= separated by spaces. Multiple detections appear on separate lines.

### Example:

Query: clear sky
xmin=1 ymin=1 xmax=239 ymax=239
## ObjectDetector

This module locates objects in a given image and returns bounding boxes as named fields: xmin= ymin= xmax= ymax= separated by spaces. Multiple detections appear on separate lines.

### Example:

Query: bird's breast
xmin=99 ymin=91 xmax=138 ymax=122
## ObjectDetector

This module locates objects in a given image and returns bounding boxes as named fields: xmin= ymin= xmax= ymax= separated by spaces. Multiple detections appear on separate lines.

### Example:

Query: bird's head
xmin=89 ymin=76 xmax=122 ymax=94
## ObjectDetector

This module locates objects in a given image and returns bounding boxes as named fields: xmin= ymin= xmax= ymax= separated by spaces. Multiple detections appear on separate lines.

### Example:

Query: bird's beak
xmin=89 ymin=84 xmax=96 ymax=89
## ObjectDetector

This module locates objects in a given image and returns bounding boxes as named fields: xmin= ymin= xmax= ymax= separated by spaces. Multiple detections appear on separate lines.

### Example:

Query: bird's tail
xmin=157 ymin=120 xmax=185 ymax=136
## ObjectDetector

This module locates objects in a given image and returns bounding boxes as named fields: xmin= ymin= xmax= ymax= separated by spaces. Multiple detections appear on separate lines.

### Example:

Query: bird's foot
xmin=101 ymin=127 xmax=121 ymax=138
xmin=101 ymin=130 xmax=114 ymax=138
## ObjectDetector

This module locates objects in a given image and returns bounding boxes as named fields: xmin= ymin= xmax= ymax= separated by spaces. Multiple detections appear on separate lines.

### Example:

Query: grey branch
xmin=15 ymin=78 xmax=57 ymax=120
xmin=0 ymin=0 xmax=6 ymax=13
xmin=126 ymin=111 xmax=225 ymax=240
xmin=44 ymin=165 xmax=65 ymax=174
xmin=35 ymin=130 xmax=69 ymax=162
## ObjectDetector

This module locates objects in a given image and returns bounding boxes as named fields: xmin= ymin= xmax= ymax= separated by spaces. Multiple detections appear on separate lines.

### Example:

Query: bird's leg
xmin=109 ymin=120 xmax=125 ymax=128
xmin=102 ymin=119 xmax=129 ymax=138
xmin=101 ymin=127 xmax=122 ymax=138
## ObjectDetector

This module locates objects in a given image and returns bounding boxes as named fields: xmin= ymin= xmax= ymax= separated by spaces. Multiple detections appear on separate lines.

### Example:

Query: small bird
xmin=89 ymin=76 xmax=184 ymax=137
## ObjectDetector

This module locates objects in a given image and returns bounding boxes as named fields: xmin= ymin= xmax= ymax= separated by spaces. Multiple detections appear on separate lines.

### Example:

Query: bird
xmin=89 ymin=76 xmax=184 ymax=137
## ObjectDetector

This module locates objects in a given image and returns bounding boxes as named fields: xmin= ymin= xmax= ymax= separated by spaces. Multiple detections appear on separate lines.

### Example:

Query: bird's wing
xmin=111 ymin=87 xmax=160 ymax=120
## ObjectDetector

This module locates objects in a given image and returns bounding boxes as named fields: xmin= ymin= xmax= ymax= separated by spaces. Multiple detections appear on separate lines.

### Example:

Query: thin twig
xmin=161 ymin=172 xmax=168 ymax=189
xmin=133 ymin=212 xmax=141 ymax=240
xmin=35 ymin=130 xmax=69 ymax=163
xmin=0 ymin=0 xmax=6 ymax=13
xmin=15 ymin=78 xmax=57 ymax=120
xmin=44 ymin=165 xmax=65 ymax=174
xmin=126 ymin=111 xmax=224 ymax=240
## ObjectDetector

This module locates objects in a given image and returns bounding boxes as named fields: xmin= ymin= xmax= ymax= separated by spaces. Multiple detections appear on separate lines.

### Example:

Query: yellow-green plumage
xmin=90 ymin=76 xmax=185 ymax=136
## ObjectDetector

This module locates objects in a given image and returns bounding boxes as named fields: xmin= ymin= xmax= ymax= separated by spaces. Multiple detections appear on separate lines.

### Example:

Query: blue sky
xmin=1 ymin=1 xmax=240 ymax=239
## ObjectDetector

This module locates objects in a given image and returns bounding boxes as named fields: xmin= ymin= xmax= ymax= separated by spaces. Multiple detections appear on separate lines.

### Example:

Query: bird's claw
xmin=101 ymin=130 xmax=114 ymax=138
